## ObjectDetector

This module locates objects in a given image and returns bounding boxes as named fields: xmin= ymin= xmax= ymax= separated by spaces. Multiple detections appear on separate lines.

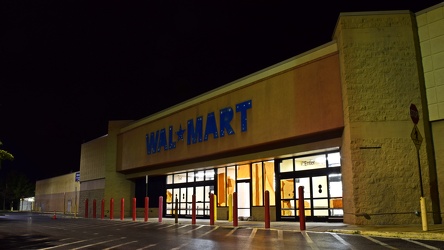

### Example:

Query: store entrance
xmin=277 ymin=152 xmax=343 ymax=222
xmin=167 ymin=186 xmax=214 ymax=217
xmin=165 ymin=170 xmax=215 ymax=218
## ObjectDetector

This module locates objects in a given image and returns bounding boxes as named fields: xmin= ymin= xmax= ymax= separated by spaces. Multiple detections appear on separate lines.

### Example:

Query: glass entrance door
xmin=165 ymin=170 xmax=215 ymax=218
xmin=237 ymin=181 xmax=251 ymax=218
xmin=279 ymin=175 xmax=342 ymax=221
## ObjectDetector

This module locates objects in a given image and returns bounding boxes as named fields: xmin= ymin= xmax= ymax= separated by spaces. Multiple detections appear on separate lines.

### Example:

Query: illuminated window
xmin=280 ymin=159 xmax=293 ymax=172
xmin=252 ymin=162 xmax=263 ymax=206
xmin=264 ymin=161 xmax=275 ymax=206
xmin=327 ymin=152 xmax=341 ymax=167
xmin=167 ymin=175 xmax=173 ymax=184
xmin=187 ymin=172 xmax=195 ymax=182
xmin=205 ymin=169 xmax=215 ymax=180
xmin=217 ymin=168 xmax=226 ymax=206
xmin=237 ymin=164 xmax=250 ymax=180
xmin=295 ymin=155 xmax=326 ymax=171
xmin=227 ymin=166 xmax=236 ymax=197
xmin=173 ymin=173 xmax=186 ymax=183
xmin=195 ymin=171 xmax=204 ymax=182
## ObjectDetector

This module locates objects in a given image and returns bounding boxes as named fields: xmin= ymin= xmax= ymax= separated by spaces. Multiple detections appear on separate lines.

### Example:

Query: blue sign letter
xmin=169 ymin=126 xmax=176 ymax=149
xmin=204 ymin=112 xmax=218 ymax=141
xmin=187 ymin=116 xmax=203 ymax=145
xmin=158 ymin=128 xmax=168 ymax=152
xmin=236 ymin=100 xmax=252 ymax=132
xmin=219 ymin=107 xmax=234 ymax=137
xmin=146 ymin=131 xmax=159 ymax=155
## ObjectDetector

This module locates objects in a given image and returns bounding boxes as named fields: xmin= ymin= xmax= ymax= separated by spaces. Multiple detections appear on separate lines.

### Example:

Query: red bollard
xmin=144 ymin=197 xmax=149 ymax=222
xmin=233 ymin=192 xmax=238 ymax=227
xmin=192 ymin=195 xmax=196 ymax=225
xmin=101 ymin=199 xmax=105 ymax=219
xmin=158 ymin=196 xmax=163 ymax=222
xmin=110 ymin=198 xmax=114 ymax=220
xmin=120 ymin=198 xmax=125 ymax=220
xmin=210 ymin=193 xmax=214 ymax=225
xmin=265 ymin=190 xmax=270 ymax=229
xmin=84 ymin=199 xmax=89 ymax=218
xmin=298 ymin=186 xmax=306 ymax=231
xmin=93 ymin=199 xmax=97 ymax=219
xmin=132 ymin=198 xmax=136 ymax=221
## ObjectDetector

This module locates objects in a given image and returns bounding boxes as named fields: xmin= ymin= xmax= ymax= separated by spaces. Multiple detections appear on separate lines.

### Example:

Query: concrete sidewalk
xmin=157 ymin=217 xmax=444 ymax=241
xmin=45 ymin=212 xmax=444 ymax=242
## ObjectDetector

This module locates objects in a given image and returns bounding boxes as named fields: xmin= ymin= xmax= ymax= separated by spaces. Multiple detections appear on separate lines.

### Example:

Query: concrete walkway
xmin=30 ymin=212 xmax=444 ymax=242
xmin=158 ymin=218 xmax=444 ymax=241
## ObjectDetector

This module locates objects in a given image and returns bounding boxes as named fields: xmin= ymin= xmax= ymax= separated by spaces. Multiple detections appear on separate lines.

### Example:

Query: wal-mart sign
xmin=146 ymin=100 xmax=252 ymax=155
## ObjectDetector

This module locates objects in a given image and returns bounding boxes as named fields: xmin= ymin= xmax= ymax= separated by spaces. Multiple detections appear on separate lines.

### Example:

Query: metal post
xmin=417 ymin=150 xmax=424 ymax=197
xmin=132 ymin=198 xmax=136 ymax=221
xmin=158 ymin=196 xmax=163 ymax=222
xmin=228 ymin=194 xmax=233 ymax=222
xmin=415 ymin=140 xmax=428 ymax=231
xmin=420 ymin=197 xmax=428 ymax=231
xmin=120 ymin=198 xmax=124 ymax=220
xmin=84 ymin=199 xmax=88 ymax=218
xmin=213 ymin=194 xmax=217 ymax=222
xmin=192 ymin=195 xmax=196 ymax=225
xmin=145 ymin=175 xmax=148 ymax=197
xmin=298 ymin=186 xmax=306 ymax=231
xmin=265 ymin=190 xmax=270 ymax=229
xmin=233 ymin=192 xmax=238 ymax=227
xmin=175 ymin=196 xmax=178 ymax=224
xmin=210 ymin=193 xmax=214 ymax=225
xmin=144 ymin=197 xmax=149 ymax=222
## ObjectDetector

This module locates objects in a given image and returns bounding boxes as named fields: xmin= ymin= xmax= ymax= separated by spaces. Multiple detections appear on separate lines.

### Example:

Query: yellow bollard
xmin=228 ymin=194 xmax=233 ymax=222
xmin=420 ymin=197 xmax=428 ymax=231
xmin=214 ymin=195 xmax=217 ymax=222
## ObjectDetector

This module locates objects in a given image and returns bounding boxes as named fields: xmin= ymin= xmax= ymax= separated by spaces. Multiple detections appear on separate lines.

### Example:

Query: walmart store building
xmin=78 ymin=3 xmax=444 ymax=225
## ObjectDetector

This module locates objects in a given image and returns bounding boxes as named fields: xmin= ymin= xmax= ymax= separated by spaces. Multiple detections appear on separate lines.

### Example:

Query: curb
xmin=329 ymin=229 xmax=444 ymax=241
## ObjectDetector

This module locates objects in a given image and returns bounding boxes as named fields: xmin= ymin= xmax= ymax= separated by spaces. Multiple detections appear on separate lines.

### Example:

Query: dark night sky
xmin=1 ymin=1 xmax=442 ymax=183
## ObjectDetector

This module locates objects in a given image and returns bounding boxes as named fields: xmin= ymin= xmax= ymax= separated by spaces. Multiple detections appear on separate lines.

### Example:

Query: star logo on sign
xmin=176 ymin=124 xmax=186 ymax=142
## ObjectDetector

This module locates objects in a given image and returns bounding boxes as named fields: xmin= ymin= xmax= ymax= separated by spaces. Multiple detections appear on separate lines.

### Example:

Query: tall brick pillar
xmin=103 ymin=120 xmax=135 ymax=218
xmin=334 ymin=11 xmax=441 ymax=225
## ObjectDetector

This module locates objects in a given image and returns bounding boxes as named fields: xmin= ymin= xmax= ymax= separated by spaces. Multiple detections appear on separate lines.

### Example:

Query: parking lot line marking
xmin=301 ymin=231 xmax=320 ymax=250
xmin=171 ymin=242 xmax=188 ymax=250
xmin=330 ymin=233 xmax=358 ymax=250
xmin=183 ymin=225 xmax=204 ymax=234
xmin=278 ymin=230 xmax=283 ymax=241
xmin=199 ymin=226 xmax=219 ymax=237
xmin=249 ymin=228 xmax=258 ymax=239
xmin=71 ymin=237 xmax=126 ymax=250
xmin=403 ymin=239 xmax=440 ymax=250
xmin=158 ymin=224 xmax=176 ymax=229
xmin=363 ymin=236 xmax=398 ymax=249
xmin=39 ymin=239 xmax=90 ymax=249
xmin=136 ymin=243 xmax=157 ymax=249
xmin=103 ymin=240 xmax=138 ymax=249
xmin=226 ymin=228 xmax=237 ymax=236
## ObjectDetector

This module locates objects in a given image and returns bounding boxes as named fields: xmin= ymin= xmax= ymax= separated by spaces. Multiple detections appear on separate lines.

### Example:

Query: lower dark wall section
xmin=135 ymin=175 xmax=166 ymax=208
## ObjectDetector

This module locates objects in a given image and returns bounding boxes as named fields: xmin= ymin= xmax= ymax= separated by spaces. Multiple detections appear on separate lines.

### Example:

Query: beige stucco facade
xmin=117 ymin=49 xmax=343 ymax=174
xmin=418 ymin=3 xmax=444 ymax=222
xmin=35 ymin=172 xmax=80 ymax=214
xmin=334 ymin=9 xmax=441 ymax=225
xmin=68 ymin=3 xmax=444 ymax=225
